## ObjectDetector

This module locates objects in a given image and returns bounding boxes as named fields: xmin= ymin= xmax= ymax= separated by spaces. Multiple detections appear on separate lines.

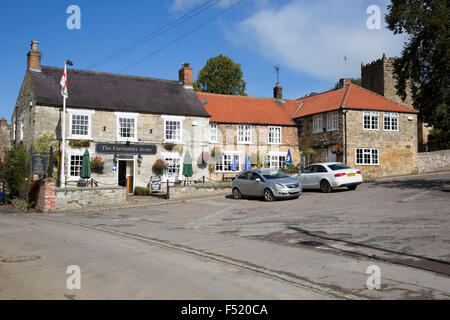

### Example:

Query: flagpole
xmin=60 ymin=62 xmax=67 ymax=188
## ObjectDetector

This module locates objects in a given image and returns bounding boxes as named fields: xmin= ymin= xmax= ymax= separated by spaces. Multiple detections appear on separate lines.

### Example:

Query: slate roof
xmin=29 ymin=66 xmax=210 ymax=118
xmin=196 ymin=92 xmax=301 ymax=126
xmin=293 ymin=83 xmax=418 ymax=119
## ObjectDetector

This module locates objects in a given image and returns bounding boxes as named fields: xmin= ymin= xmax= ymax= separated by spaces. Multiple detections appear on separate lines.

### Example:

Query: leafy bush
xmin=35 ymin=131 xmax=58 ymax=154
xmin=1 ymin=146 xmax=30 ymax=199
xmin=134 ymin=186 xmax=150 ymax=196
xmin=427 ymin=129 xmax=450 ymax=151
xmin=11 ymin=198 xmax=29 ymax=211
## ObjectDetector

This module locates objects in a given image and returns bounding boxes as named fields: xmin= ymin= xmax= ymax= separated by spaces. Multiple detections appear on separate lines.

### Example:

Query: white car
xmin=294 ymin=162 xmax=363 ymax=193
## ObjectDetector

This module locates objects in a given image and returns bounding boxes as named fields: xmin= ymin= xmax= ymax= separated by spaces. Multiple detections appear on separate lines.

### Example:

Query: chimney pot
xmin=0 ymin=117 xmax=7 ymax=128
xmin=273 ymin=82 xmax=283 ymax=101
xmin=31 ymin=40 xmax=39 ymax=50
xmin=338 ymin=78 xmax=352 ymax=89
xmin=27 ymin=40 xmax=41 ymax=71
xmin=179 ymin=62 xmax=193 ymax=88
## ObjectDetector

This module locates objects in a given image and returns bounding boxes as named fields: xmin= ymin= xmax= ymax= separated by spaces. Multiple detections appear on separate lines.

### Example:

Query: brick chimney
xmin=338 ymin=78 xmax=352 ymax=89
xmin=179 ymin=62 xmax=193 ymax=88
xmin=27 ymin=40 xmax=41 ymax=71
xmin=0 ymin=117 xmax=7 ymax=128
xmin=273 ymin=82 xmax=283 ymax=101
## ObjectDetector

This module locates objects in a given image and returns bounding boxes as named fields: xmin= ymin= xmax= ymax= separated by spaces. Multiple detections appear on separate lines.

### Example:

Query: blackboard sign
xmin=31 ymin=155 xmax=47 ymax=176
xmin=96 ymin=143 xmax=157 ymax=155
xmin=150 ymin=176 xmax=161 ymax=192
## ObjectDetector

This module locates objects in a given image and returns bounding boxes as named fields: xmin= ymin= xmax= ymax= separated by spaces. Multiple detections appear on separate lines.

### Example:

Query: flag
xmin=231 ymin=154 xmax=237 ymax=172
xmin=244 ymin=153 xmax=251 ymax=170
xmin=285 ymin=149 xmax=293 ymax=166
xmin=60 ymin=65 xmax=68 ymax=98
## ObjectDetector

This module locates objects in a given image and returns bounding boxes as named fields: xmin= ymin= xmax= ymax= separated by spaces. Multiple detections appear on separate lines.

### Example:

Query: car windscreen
xmin=327 ymin=164 xmax=351 ymax=171
xmin=262 ymin=171 xmax=290 ymax=180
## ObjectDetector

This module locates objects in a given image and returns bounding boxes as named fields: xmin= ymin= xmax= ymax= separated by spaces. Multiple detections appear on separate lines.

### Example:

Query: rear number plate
xmin=347 ymin=173 xmax=356 ymax=177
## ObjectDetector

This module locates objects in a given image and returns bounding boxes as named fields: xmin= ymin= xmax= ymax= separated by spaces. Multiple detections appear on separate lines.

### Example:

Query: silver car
xmin=294 ymin=162 xmax=363 ymax=193
xmin=232 ymin=169 xmax=302 ymax=201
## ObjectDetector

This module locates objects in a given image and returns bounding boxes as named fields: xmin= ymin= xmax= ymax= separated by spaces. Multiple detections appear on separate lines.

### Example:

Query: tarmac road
xmin=0 ymin=213 xmax=332 ymax=299
xmin=1 ymin=172 xmax=449 ymax=299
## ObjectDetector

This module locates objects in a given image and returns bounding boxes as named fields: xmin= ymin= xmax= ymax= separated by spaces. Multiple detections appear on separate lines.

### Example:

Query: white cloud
xmin=232 ymin=0 xmax=407 ymax=80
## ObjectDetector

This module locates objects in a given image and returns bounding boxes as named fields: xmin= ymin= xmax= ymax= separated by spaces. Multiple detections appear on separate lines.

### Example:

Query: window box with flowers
xmin=330 ymin=144 xmax=343 ymax=155
xmin=152 ymin=159 xmax=167 ymax=176
xmin=90 ymin=156 xmax=104 ymax=174
xmin=69 ymin=140 xmax=91 ymax=148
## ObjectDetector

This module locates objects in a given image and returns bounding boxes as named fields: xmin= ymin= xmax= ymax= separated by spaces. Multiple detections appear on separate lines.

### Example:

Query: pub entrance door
xmin=118 ymin=158 xmax=135 ymax=193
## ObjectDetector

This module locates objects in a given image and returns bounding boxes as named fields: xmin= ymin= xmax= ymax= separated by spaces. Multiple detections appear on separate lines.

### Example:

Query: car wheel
xmin=347 ymin=185 xmax=357 ymax=191
xmin=264 ymin=189 xmax=275 ymax=202
xmin=320 ymin=180 xmax=332 ymax=193
xmin=232 ymin=188 xmax=242 ymax=199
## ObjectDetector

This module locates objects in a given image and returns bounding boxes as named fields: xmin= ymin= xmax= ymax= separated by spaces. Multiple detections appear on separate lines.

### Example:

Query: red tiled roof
xmin=196 ymin=92 xmax=300 ymax=126
xmin=293 ymin=83 xmax=418 ymax=119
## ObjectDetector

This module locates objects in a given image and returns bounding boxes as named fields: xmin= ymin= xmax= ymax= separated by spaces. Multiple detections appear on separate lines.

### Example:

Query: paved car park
xmin=1 ymin=172 xmax=449 ymax=299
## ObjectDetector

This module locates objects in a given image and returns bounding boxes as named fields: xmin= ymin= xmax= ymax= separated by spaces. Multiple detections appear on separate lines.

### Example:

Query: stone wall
xmin=54 ymin=186 xmax=126 ymax=211
xmin=169 ymin=185 xmax=230 ymax=199
xmin=418 ymin=150 xmax=450 ymax=174
xmin=346 ymin=110 xmax=418 ymax=180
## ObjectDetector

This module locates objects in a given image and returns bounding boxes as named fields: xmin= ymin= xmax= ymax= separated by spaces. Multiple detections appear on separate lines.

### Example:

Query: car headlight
xmin=275 ymin=183 xmax=287 ymax=189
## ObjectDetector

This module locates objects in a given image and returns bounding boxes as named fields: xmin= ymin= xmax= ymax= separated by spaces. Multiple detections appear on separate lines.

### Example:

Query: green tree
xmin=34 ymin=131 xmax=58 ymax=154
xmin=385 ymin=0 xmax=450 ymax=131
xmin=332 ymin=78 xmax=361 ymax=90
xmin=2 ymin=146 xmax=30 ymax=199
xmin=194 ymin=55 xmax=247 ymax=95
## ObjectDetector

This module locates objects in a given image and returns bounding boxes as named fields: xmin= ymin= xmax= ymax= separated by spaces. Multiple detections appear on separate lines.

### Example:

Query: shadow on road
xmin=369 ymin=178 xmax=450 ymax=190
xmin=287 ymin=226 xmax=450 ymax=275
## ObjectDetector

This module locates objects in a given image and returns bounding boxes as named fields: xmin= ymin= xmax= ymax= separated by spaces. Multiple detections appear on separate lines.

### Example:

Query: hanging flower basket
xmin=90 ymin=156 xmax=104 ymax=174
xmin=152 ymin=159 xmax=167 ymax=176
xmin=302 ymin=147 xmax=315 ymax=157
xmin=331 ymin=144 xmax=343 ymax=154
xmin=201 ymin=151 xmax=212 ymax=164
xmin=162 ymin=142 xmax=176 ymax=151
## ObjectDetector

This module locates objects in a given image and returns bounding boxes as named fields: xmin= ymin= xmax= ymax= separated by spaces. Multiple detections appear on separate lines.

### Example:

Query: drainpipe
xmin=340 ymin=107 xmax=348 ymax=164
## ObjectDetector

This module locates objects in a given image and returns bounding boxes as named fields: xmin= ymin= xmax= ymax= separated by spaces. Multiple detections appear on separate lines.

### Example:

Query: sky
xmin=0 ymin=0 xmax=407 ymax=121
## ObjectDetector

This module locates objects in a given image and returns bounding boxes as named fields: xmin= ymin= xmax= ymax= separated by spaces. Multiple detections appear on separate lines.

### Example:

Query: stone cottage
xmin=293 ymin=79 xmax=419 ymax=180
xmin=197 ymin=83 xmax=301 ymax=181
xmin=11 ymin=41 xmax=211 ymax=193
